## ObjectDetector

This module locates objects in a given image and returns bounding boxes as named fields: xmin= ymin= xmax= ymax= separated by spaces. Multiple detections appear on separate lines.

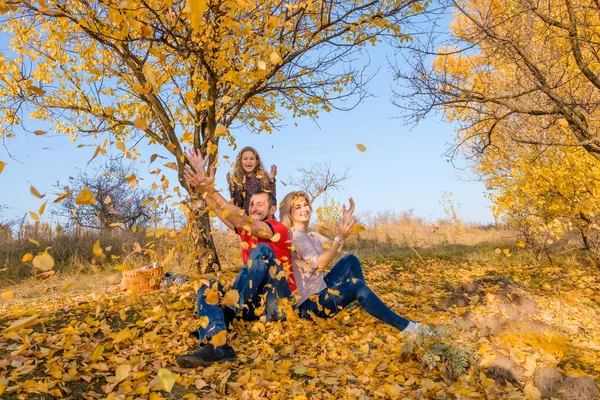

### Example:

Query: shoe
xmin=404 ymin=322 xmax=435 ymax=336
xmin=176 ymin=343 xmax=236 ymax=368
xmin=224 ymin=306 xmax=237 ymax=328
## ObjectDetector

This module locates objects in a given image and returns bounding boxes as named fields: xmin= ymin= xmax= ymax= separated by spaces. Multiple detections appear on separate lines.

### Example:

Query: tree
xmin=287 ymin=161 xmax=350 ymax=203
xmin=392 ymin=0 xmax=600 ymax=249
xmin=54 ymin=160 xmax=154 ymax=231
xmin=0 ymin=0 xmax=428 ymax=268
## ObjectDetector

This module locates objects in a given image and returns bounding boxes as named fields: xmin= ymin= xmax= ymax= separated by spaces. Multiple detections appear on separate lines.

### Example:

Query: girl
xmin=279 ymin=191 xmax=422 ymax=333
xmin=227 ymin=147 xmax=277 ymax=212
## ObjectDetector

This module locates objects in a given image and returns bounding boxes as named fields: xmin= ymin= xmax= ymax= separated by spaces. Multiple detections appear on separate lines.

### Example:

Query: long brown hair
xmin=231 ymin=146 xmax=270 ymax=188
xmin=279 ymin=191 xmax=311 ymax=228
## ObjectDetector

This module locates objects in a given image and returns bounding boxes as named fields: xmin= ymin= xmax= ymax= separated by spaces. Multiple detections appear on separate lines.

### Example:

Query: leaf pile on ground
xmin=1 ymin=257 xmax=599 ymax=399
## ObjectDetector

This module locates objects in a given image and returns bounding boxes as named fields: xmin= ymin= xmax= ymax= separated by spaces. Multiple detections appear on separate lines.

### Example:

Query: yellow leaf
xmin=28 ymin=238 xmax=40 ymax=246
xmin=116 ymin=141 xmax=127 ymax=153
xmin=221 ymin=95 xmax=231 ymax=104
xmin=524 ymin=383 xmax=542 ymax=400
xmin=257 ymin=60 xmax=267 ymax=70
xmin=352 ymin=224 xmax=366 ymax=232
xmin=113 ymin=327 xmax=132 ymax=343
xmin=104 ymin=195 xmax=112 ymax=204
xmin=1 ymin=291 xmax=14 ymax=300
xmin=90 ymin=344 xmax=105 ymax=361
xmin=157 ymin=368 xmax=175 ymax=393
xmin=32 ymin=252 xmax=55 ymax=271
xmin=199 ymin=316 xmax=210 ymax=329
xmin=502 ymin=248 xmax=510 ymax=256
xmin=29 ymin=212 xmax=40 ymax=221
xmin=34 ymin=130 xmax=46 ymax=135
xmin=0 ymin=161 xmax=5 ymax=173
xmin=222 ymin=290 xmax=240 ymax=307
xmin=22 ymin=253 xmax=34 ymax=262
xmin=557 ymin=118 xmax=569 ymax=128
xmin=516 ymin=240 xmax=526 ymax=248
xmin=206 ymin=141 xmax=218 ymax=155
xmin=356 ymin=143 xmax=367 ymax=152
xmin=115 ymin=364 xmax=131 ymax=382
xmin=75 ymin=187 xmax=96 ymax=205
xmin=187 ymin=0 xmax=208 ymax=32
xmin=143 ymin=64 xmax=156 ymax=86
xmin=39 ymin=201 xmax=47 ymax=215
xmin=4 ymin=314 xmax=40 ymax=332
xmin=30 ymin=185 xmax=45 ymax=198
xmin=270 ymin=51 xmax=281 ymax=64
xmin=93 ymin=240 xmax=106 ymax=259
xmin=205 ymin=290 xmax=219 ymax=305
xmin=270 ymin=233 xmax=281 ymax=242
xmin=256 ymin=115 xmax=269 ymax=122
xmin=60 ymin=281 xmax=76 ymax=292
xmin=210 ymin=330 xmax=228 ymax=347
xmin=134 ymin=117 xmax=148 ymax=130
xmin=215 ymin=125 xmax=227 ymax=137
xmin=54 ymin=190 xmax=71 ymax=203
xmin=494 ymin=248 xmax=501 ymax=254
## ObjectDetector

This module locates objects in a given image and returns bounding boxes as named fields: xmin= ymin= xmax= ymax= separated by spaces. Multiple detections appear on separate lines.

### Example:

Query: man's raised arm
xmin=183 ymin=149 xmax=275 ymax=239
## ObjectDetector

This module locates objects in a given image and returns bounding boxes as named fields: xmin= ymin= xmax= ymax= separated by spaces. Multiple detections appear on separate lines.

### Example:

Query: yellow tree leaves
xmin=157 ymin=368 xmax=175 ymax=393
xmin=75 ymin=187 xmax=96 ymax=205
xmin=356 ymin=143 xmax=367 ymax=152
xmin=32 ymin=251 xmax=55 ymax=271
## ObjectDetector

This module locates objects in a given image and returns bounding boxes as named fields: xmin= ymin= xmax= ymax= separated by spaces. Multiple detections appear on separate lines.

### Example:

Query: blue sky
xmin=0 ymin=44 xmax=494 ymax=225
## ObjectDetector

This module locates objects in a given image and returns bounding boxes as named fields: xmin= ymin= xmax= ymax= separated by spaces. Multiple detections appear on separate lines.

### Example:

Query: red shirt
xmin=236 ymin=220 xmax=297 ymax=292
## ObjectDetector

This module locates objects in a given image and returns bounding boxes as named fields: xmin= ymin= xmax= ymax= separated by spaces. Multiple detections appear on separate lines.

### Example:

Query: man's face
xmin=248 ymin=193 xmax=275 ymax=221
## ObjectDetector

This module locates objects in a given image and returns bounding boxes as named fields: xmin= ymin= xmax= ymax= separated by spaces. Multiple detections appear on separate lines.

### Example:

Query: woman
xmin=279 ymin=191 xmax=421 ymax=332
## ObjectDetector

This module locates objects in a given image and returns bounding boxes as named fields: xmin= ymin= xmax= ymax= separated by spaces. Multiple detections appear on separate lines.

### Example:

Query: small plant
xmin=401 ymin=325 xmax=479 ymax=380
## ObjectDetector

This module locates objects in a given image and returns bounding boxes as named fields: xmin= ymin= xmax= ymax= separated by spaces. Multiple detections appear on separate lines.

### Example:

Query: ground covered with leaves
xmin=1 ymin=257 xmax=599 ymax=399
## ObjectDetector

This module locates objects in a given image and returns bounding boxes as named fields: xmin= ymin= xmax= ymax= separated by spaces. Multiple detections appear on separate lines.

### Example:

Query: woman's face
xmin=290 ymin=197 xmax=311 ymax=226
xmin=241 ymin=151 xmax=258 ymax=174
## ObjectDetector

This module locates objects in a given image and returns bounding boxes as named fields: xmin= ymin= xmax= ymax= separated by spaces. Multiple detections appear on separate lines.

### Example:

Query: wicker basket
xmin=122 ymin=265 xmax=164 ymax=293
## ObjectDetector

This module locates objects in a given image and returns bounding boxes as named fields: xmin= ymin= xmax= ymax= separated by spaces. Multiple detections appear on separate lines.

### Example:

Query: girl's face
xmin=290 ymin=197 xmax=311 ymax=227
xmin=241 ymin=151 xmax=258 ymax=174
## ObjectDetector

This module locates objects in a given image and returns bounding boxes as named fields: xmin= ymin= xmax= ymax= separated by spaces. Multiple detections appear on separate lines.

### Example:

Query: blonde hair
xmin=279 ymin=191 xmax=312 ymax=228
xmin=232 ymin=146 xmax=270 ymax=189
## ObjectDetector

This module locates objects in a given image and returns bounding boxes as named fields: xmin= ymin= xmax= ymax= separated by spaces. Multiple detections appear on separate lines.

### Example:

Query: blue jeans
xmin=298 ymin=254 xmax=410 ymax=331
xmin=194 ymin=244 xmax=292 ymax=342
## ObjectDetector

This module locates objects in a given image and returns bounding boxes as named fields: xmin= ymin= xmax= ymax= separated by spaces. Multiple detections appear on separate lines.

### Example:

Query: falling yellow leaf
xmin=0 ymin=161 xmax=5 ymax=173
xmin=157 ymin=368 xmax=175 ymax=393
xmin=271 ymin=233 xmax=281 ymax=242
xmin=270 ymin=51 xmax=281 ymax=64
xmin=104 ymin=195 xmax=112 ymax=204
xmin=1 ymin=291 xmax=14 ymax=300
xmin=222 ymin=290 xmax=240 ymax=307
xmin=54 ymin=190 xmax=71 ymax=203
xmin=93 ymin=240 xmax=106 ymax=259
xmin=516 ymin=240 xmax=526 ymax=248
xmin=4 ymin=314 xmax=40 ymax=332
xmin=557 ymin=118 xmax=569 ymax=128
xmin=494 ymin=248 xmax=501 ymax=254
xmin=30 ymin=185 xmax=45 ymax=198
xmin=356 ymin=143 xmax=367 ymax=152
xmin=34 ymin=130 xmax=46 ymax=135
xmin=75 ymin=187 xmax=96 ymax=205
xmin=22 ymin=253 xmax=34 ymax=262
xmin=502 ymin=248 xmax=510 ymax=256
xmin=29 ymin=212 xmax=40 ymax=221
xmin=28 ymin=238 xmax=40 ymax=246
xmin=39 ymin=201 xmax=47 ymax=215
xmin=32 ymin=252 xmax=55 ymax=271
xmin=116 ymin=140 xmax=126 ymax=153
xmin=352 ymin=224 xmax=366 ymax=233
xmin=215 ymin=125 xmax=227 ymax=137
xmin=257 ymin=60 xmax=267 ymax=70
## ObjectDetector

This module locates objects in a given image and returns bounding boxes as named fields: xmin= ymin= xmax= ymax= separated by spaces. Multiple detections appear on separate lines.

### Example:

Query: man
xmin=176 ymin=149 xmax=295 ymax=368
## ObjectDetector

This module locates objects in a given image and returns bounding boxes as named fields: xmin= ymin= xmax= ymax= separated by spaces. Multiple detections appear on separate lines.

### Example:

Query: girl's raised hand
xmin=226 ymin=172 xmax=234 ymax=188
xmin=342 ymin=197 xmax=355 ymax=220
xmin=269 ymin=165 xmax=278 ymax=181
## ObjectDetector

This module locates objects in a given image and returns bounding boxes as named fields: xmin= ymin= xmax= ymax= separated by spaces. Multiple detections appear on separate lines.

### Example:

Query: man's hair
xmin=250 ymin=190 xmax=277 ymax=208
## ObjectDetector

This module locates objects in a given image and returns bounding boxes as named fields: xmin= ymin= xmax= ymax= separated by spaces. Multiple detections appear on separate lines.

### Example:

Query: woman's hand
xmin=336 ymin=197 xmax=357 ymax=240
xmin=269 ymin=165 xmax=277 ymax=181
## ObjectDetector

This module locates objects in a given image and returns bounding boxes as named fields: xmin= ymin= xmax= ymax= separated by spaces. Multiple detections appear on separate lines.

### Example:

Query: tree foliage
xmin=393 ymin=0 xmax=600 ymax=249
xmin=0 ymin=0 xmax=428 ymax=267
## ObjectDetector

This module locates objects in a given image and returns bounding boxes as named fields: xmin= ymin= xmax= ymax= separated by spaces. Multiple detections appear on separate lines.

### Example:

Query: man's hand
xmin=183 ymin=149 xmax=215 ymax=193
xmin=269 ymin=165 xmax=277 ymax=181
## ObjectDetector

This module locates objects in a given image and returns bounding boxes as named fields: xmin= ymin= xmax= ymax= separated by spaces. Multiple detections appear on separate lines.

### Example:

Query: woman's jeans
xmin=298 ymin=254 xmax=410 ymax=331
xmin=194 ymin=243 xmax=292 ymax=342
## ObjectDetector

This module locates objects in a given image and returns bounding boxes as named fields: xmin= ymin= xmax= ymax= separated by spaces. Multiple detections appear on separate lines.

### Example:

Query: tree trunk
xmin=190 ymin=201 xmax=220 ymax=273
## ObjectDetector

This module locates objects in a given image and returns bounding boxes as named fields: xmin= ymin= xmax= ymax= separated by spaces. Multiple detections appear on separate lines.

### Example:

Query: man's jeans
xmin=298 ymin=254 xmax=410 ymax=331
xmin=194 ymin=243 xmax=292 ymax=342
